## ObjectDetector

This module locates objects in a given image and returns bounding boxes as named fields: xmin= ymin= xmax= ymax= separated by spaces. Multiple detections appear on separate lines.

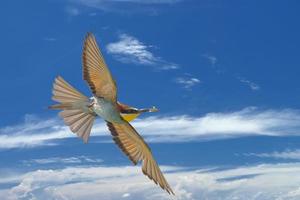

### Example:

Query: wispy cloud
xmin=1 ymin=162 xmax=300 ymax=199
xmin=238 ymin=77 xmax=260 ymax=91
xmin=69 ymin=0 xmax=182 ymax=13
xmin=245 ymin=149 xmax=300 ymax=161
xmin=1 ymin=107 xmax=300 ymax=148
xmin=71 ymin=0 xmax=182 ymax=5
xmin=175 ymin=77 xmax=201 ymax=89
xmin=65 ymin=0 xmax=183 ymax=16
xmin=202 ymin=54 xmax=217 ymax=67
xmin=43 ymin=37 xmax=57 ymax=42
xmin=65 ymin=6 xmax=80 ymax=16
xmin=0 ymin=117 xmax=71 ymax=149
xmin=106 ymin=33 xmax=178 ymax=70
xmin=23 ymin=156 xmax=103 ymax=165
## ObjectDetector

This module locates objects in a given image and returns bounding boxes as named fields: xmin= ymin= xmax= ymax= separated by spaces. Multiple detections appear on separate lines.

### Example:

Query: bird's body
xmin=91 ymin=97 xmax=124 ymax=123
xmin=49 ymin=33 xmax=174 ymax=195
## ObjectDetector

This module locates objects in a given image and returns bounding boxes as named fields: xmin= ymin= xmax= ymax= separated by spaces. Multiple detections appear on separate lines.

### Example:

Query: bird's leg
xmin=87 ymin=102 xmax=95 ymax=108
xmin=87 ymin=97 xmax=96 ymax=108
xmin=87 ymin=100 xmax=95 ymax=113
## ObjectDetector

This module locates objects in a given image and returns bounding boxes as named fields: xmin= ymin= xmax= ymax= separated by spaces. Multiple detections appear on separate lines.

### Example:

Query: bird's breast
xmin=92 ymin=97 xmax=123 ymax=123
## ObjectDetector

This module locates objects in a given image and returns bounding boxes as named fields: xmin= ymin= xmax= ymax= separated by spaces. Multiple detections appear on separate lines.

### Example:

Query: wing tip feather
xmin=107 ymin=121 xmax=175 ymax=195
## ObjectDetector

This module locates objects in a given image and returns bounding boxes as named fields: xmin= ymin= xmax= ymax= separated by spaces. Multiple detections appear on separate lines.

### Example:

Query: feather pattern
xmin=59 ymin=110 xmax=95 ymax=143
xmin=50 ymin=76 xmax=95 ymax=143
xmin=52 ymin=76 xmax=88 ymax=103
xmin=107 ymin=120 xmax=174 ymax=195
xmin=82 ymin=33 xmax=117 ymax=102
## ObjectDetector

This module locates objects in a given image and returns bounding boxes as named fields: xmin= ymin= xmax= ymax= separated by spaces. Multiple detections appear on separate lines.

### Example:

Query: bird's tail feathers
xmin=48 ymin=103 xmax=73 ymax=110
xmin=50 ymin=76 xmax=95 ymax=143
xmin=50 ymin=76 xmax=88 ymax=107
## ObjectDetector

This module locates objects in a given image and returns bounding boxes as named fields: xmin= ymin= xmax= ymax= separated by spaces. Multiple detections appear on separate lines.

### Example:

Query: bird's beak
xmin=149 ymin=106 xmax=159 ymax=112
xmin=138 ymin=106 xmax=159 ymax=113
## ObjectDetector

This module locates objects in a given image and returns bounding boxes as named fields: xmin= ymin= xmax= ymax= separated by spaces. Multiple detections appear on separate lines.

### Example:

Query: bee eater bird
xmin=49 ymin=33 xmax=174 ymax=194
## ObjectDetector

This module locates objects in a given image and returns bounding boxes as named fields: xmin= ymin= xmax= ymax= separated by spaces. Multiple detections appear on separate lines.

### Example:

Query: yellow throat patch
xmin=121 ymin=113 xmax=141 ymax=122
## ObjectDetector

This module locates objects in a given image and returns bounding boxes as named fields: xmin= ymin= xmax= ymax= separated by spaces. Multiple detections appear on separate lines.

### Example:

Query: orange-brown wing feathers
xmin=106 ymin=121 xmax=174 ymax=194
xmin=82 ymin=33 xmax=117 ymax=101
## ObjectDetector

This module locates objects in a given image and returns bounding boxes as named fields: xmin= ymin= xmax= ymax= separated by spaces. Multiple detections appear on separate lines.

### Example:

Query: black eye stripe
xmin=122 ymin=109 xmax=139 ymax=114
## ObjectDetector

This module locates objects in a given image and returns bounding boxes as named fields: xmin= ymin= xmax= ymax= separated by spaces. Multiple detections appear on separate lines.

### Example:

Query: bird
xmin=49 ymin=32 xmax=174 ymax=195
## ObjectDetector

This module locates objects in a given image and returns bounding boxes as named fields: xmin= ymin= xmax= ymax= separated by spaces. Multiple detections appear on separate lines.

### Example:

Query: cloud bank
xmin=1 ymin=162 xmax=300 ymax=200
xmin=1 ymin=107 xmax=300 ymax=149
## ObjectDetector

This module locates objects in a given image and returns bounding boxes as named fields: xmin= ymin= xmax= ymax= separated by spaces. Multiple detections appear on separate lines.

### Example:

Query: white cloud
xmin=106 ymin=34 xmax=156 ymax=65
xmin=70 ymin=0 xmax=182 ymax=9
xmin=238 ymin=77 xmax=260 ymax=91
xmin=175 ymin=77 xmax=201 ymax=89
xmin=106 ymin=34 xmax=178 ymax=69
xmin=1 ymin=107 xmax=300 ymax=148
xmin=0 ymin=117 xmax=71 ymax=149
xmin=67 ymin=0 xmax=183 ymax=15
xmin=131 ymin=107 xmax=300 ymax=142
xmin=0 ymin=165 xmax=177 ymax=200
xmin=122 ymin=193 xmax=131 ymax=198
xmin=23 ymin=156 xmax=103 ymax=165
xmin=245 ymin=149 xmax=300 ymax=160
xmin=1 ymin=163 xmax=300 ymax=199
xmin=202 ymin=54 xmax=217 ymax=67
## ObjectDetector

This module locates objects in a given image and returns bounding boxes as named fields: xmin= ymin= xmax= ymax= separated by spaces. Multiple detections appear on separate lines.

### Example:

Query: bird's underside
xmin=49 ymin=33 xmax=174 ymax=195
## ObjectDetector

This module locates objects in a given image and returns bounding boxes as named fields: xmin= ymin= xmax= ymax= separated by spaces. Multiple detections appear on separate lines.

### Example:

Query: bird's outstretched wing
xmin=106 ymin=120 xmax=174 ymax=195
xmin=82 ymin=33 xmax=117 ymax=102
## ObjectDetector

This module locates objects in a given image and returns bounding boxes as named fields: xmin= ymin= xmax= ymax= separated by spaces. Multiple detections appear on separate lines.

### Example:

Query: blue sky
xmin=1 ymin=0 xmax=300 ymax=199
